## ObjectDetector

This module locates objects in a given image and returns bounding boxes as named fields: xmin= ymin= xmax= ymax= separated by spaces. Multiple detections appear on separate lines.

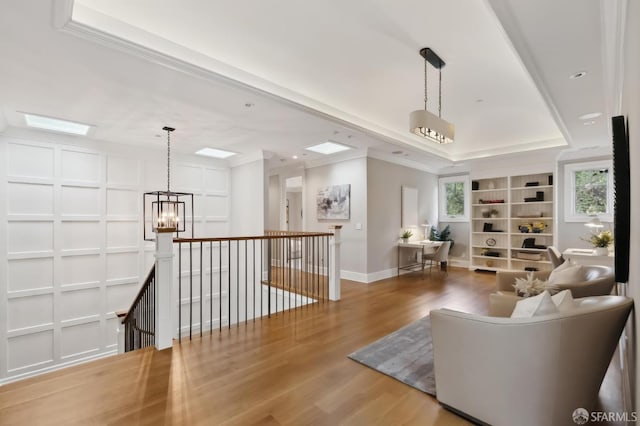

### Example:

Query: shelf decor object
xmin=143 ymin=126 xmax=194 ymax=241
xmin=409 ymin=48 xmax=454 ymax=144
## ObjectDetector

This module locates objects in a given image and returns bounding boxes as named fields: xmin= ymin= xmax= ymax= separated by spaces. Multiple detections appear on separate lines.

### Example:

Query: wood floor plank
xmin=0 ymin=268 xmax=623 ymax=425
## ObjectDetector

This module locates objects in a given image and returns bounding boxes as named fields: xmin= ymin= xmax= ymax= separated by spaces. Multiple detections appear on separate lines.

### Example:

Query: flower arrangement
xmin=587 ymin=230 xmax=613 ymax=248
xmin=513 ymin=272 xmax=558 ymax=297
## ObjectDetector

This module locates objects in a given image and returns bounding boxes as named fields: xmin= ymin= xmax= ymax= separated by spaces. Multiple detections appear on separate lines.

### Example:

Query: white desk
xmin=562 ymin=248 xmax=614 ymax=267
xmin=397 ymin=240 xmax=443 ymax=275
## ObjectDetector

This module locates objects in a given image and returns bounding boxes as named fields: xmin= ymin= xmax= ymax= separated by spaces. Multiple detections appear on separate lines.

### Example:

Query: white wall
xmin=621 ymin=0 xmax=640 ymax=413
xmin=436 ymin=220 xmax=470 ymax=261
xmin=0 ymin=128 xmax=230 ymax=384
xmin=367 ymin=158 xmax=438 ymax=280
xmin=230 ymin=159 xmax=265 ymax=236
xmin=304 ymin=157 xmax=367 ymax=280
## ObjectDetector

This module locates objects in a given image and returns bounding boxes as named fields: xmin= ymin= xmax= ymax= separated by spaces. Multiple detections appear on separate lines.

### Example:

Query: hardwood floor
xmin=0 ymin=268 xmax=623 ymax=425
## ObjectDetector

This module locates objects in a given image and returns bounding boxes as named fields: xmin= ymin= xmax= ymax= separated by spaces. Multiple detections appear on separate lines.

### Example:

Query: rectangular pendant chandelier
xmin=409 ymin=47 xmax=455 ymax=144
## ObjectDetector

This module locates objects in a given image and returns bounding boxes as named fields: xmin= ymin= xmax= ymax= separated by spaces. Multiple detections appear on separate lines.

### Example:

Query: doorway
xmin=285 ymin=176 xmax=303 ymax=231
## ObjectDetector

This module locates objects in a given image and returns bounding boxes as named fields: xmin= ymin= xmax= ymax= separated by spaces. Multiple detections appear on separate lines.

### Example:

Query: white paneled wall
xmin=0 ymin=133 xmax=230 ymax=383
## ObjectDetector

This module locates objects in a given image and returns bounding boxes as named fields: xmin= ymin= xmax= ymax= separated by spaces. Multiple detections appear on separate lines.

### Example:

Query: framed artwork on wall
xmin=317 ymin=184 xmax=350 ymax=220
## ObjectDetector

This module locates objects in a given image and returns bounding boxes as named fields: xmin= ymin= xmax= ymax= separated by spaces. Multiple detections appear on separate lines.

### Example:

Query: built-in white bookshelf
xmin=470 ymin=173 xmax=554 ymax=272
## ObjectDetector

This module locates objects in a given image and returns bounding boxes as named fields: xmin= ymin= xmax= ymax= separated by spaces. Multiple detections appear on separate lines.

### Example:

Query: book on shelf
xmin=516 ymin=251 xmax=544 ymax=261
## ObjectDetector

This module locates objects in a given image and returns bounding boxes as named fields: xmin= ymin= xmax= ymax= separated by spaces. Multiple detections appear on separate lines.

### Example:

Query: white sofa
xmin=430 ymin=295 xmax=633 ymax=426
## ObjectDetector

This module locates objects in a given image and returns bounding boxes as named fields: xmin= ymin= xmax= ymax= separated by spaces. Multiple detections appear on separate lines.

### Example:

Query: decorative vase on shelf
xmin=594 ymin=247 xmax=609 ymax=256
xmin=401 ymin=238 xmax=409 ymax=243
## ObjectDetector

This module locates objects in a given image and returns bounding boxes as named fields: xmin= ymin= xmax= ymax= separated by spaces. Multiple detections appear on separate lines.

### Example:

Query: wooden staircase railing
xmin=118 ymin=265 xmax=156 ymax=352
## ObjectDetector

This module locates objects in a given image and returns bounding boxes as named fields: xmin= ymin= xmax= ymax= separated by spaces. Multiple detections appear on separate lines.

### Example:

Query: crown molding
xmin=57 ymin=3 xmax=455 ymax=161
xmin=52 ymin=0 xmax=74 ymax=29
xmin=303 ymin=148 xmax=368 ymax=170
xmin=449 ymin=137 xmax=567 ymax=162
xmin=366 ymin=150 xmax=443 ymax=174
xmin=227 ymin=150 xmax=268 ymax=168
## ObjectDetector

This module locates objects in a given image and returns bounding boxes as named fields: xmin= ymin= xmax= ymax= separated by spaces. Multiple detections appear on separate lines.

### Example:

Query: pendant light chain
xmin=167 ymin=128 xmax=171 ymax=194
xmin=438 ymin=65 xmax=442 ymax=118
xmin=424 ymin=57 xmax=428 ymax=111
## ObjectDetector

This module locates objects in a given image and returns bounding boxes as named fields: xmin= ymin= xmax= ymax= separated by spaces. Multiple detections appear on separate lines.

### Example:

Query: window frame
xmin=438 ymin=175 xmax=470 ymax=222
xmin=563 ymin=160 xmax=613 ymax=223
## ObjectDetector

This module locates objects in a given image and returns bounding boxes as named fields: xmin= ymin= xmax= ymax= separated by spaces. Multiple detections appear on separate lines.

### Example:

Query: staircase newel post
xmin=329 ymin=225 xmax=342 ymax=301
xmin=155 ymin=230 xmax=175 ymax=350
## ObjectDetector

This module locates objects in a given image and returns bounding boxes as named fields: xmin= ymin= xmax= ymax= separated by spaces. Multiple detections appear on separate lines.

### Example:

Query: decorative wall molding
xmin=0 ymin=133 xmax=231 ymax=382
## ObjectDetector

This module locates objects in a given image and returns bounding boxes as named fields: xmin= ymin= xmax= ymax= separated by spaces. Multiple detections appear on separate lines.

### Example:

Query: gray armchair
xmin=431 ymin=296 xmax=633 ymax=426
xmin=489 ymin=266 xmax=615 ymax=316
xmin=422 ymin=241 xmax=450 ymax=273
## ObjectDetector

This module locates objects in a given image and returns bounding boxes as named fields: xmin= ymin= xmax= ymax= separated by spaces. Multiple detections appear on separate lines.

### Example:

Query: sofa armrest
xmin=488 ymin=292 xmax=521 ymax=317
xmin=495 ymin=270 xmax=551 ymax=292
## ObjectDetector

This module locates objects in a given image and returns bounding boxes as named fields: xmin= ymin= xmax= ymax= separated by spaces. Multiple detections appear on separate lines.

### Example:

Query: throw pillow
xmin=548 ymin=263 xmax=585 ymax=285
xmin=551 ymin=290 xmax=577 ymax=312
xmin=511 ymin=291 xmax=559 ymax=318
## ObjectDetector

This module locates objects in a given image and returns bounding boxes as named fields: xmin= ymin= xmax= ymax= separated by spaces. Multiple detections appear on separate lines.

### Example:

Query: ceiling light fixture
xmin=569 ymin=71 xmax=588 ymax=79
xmin=195 ymin=147 xmax=237 ymax=159
xmin=305 ymin=141 xmax=351 ymax=155
xmin=144 ymin=126 xmax=194 ymax=241
xmin=579 ymin=112 xmax=602 ymax=120
xmin=24 ymin=113 xmax=91 ymax=135
xmin=409 ymin=48 xmax=454 ymax=144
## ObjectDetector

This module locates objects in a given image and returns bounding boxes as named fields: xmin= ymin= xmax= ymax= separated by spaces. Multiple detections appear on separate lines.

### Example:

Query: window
xmin=439 ymin=175 xmax=470 ymax=222
xmin=564 ymin=160 xmax=613 ymax=222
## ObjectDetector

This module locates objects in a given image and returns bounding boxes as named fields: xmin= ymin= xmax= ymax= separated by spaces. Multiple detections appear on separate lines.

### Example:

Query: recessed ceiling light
xmin=305 ymin=141 xmax=351 ymax=155
xmin=569 ymin=71 xmax=588 ymax=79
xmin=195 ymin=147 xmax=237 ymax=159
xmin=583 ymin=120 xmax=596 ymax=126
xmin=578 ymin=112 xmax=602 ymax=120
xmin=24 ymin=113 xmax=91 ymax=135
xmin=292 ymin=155 xmax=298 ymax=159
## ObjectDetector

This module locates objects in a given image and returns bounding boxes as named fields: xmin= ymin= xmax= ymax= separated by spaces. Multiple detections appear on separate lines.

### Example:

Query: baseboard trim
xmin=448 ymin=258 xmax=469 ymax=268
xmin=365 ymin=268 xmax=397 ymax=283
xmin=341 ymin=270 xmax=368 ymax=283
xmin=0 ymin=349 xmax=118 ymax=386
xmin=342 ymin=262 xmax=470 ymax=285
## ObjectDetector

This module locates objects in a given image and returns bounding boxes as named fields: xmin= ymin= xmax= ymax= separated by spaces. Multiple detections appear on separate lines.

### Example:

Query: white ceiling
xmin=0 ymin=0 xmax=625 ymax=171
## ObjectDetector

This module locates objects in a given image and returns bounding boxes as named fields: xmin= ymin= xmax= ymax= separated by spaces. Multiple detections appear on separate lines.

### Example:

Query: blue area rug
xmin=348 ymin=316 xmax=436 ymax=396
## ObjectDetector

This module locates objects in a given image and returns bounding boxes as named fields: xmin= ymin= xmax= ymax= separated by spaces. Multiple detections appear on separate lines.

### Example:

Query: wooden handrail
xmin=122 ymin=265 xmax=156 ymax=324
xmin=174 ymin=232 xmax=333 ymax=244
